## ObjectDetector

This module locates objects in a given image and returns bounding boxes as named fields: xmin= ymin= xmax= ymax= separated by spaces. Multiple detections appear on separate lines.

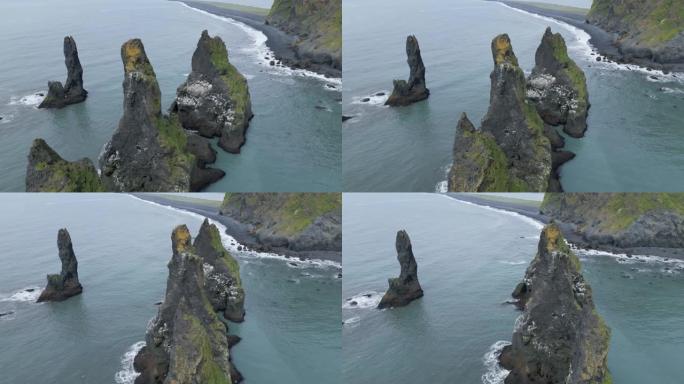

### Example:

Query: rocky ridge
xmin=37 ymin=229 xmax=83 ymax=302
xmin=499 ymin=222 xmax=611 ymax=384
xmin=377 ymin=230 xmax=424 ymax=309
xmin=26 ymin=138 xmax=104 ymax=192
xmin=385 ymin=35 xmax=430 ymax=106
xmin=38 ymin=36 xmax=88 ymax=109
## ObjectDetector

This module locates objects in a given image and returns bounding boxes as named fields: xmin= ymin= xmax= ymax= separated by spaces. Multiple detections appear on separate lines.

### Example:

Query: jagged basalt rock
xmin=194 ymin=219 xmax=245 ymax=323
xmin=37 ymin=229 xmax=83 ymax=302
xmin=377 ymin=230 xmax=424 ymax=309
xmin=385 ymin=35 xmax=430 ymax=106
xmin=448 ymin=34 xmax=551 ymax=192
xmin=172 ymin=30 xmax=253 ymax=154
xmin=133 ymin=225 xmax=240 ymax=384
xmin=527 ymin=28 xmax=589 ymax=138
xmin=26 ymin=138 xmax=104 ymax=192
xmin=99 ymin=39 xmax=195 ymax=192
xmin=499 ymin=223 xmax=611 ymax=384
xmin=38 ymin=36 xmax=88 ymax=109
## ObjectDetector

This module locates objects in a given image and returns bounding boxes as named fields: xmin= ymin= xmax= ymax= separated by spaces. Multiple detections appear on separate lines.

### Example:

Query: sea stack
xmin=26 ymin=138 xmax=104 ymax=192
xmin=385 ymin=35 xmax=430 ymax=106
xmin=37 ymin=229 xmax=83 ymax=302
xmin=172 ymin=30 xmax=253 ymax=154
xmin=377 ymin=230 xmax=424 ymax=309
xmin=498 ymin=223 xmax=611 ymax=384
xmin=194 ymin=218 xmax=245 ymax=322
xmin=133 ymin=225 xmax=241 ymax=384
xmin=527 ymin=27 xmax=589 ymax=138
xmin=38 ymin=36 xmax=88 ymax=109
xmin=448 ymin=34 xmax=551 ymax=192
xmin=99 ymin=39 xmax=195 ymax=192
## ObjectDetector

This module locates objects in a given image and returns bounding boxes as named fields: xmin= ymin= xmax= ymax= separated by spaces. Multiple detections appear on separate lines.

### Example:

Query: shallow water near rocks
xmin=342 ymin=194 xmax=683 ymax=383
xmin=0 ymin=194 xmax=341 ymax=383
xmin=342 ymin=0 xmax=684 ymax=192
xmin=0 ymin=0 xmax=341 ymax=192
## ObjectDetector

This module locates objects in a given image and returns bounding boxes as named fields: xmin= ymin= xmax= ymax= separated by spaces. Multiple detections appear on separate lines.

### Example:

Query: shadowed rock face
xmin=99 ymin=39 xmax=194 ymax=192
xmin=26 ymin=138 xmax=104 ymax=192
xmin=172 ymin=30 xmax=253 ymax=154
xmin=377 ymin=230 xmax=424 ymax=309
xmin=499 ymin=223 xmax=611 ymax=384
xmin=37 ymin=229 xmax=83 ymax=302
xmin=133 ymin=225 xmax=240 ymax=384
xmin=38 ymin=36 xmax=88 ymax=109
xmin=194 ymin=219 xmax=245 ymax=323
xmin=385 ymin=35 xmax=430 ymax=106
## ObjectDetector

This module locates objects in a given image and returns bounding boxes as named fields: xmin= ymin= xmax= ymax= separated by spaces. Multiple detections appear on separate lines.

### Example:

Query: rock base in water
xmin=378 ymin=230 xmax=424 ymax=309
xmin=37 ymin=229 xmax=83 ymax=302
xmin=385 ymin=35 xmax=430 ymax=106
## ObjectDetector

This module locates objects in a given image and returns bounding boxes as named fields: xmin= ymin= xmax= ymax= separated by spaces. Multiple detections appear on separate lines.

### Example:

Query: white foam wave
xmin=127 ymin=195 xmax=341 ymax=270
xmin=114 ymin=341 xmax=145 ymax=384
xmin=0 ymin=113 xmax=13 ymax=124
xmin=343 ymin=316 xmax=361 ymax=327
xmin=7 ymin=92 xmax=46 ymax=107
xmin=572 ymin=245 xmax=684 ymax=269
xmin=442 ymin=195 xmax=545 ymax=231
xmin=482 ymin=340 xmax=511 ymax=384
xmin=177 ymin=2 xmax=341 ymax=88
xmin=343 ymin=291 xmax=384 ymax=309
xmin=499 ymin=260 xmax=527 ymax=266
xmin=0 ymin=286 xmax=42 ymax=302
xmin=350 ymin=91 xmax=390 ymax=106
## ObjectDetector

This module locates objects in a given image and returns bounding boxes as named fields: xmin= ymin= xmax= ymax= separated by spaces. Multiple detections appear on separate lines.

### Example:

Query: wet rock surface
xmin=38 ymin=36 xmax=88 ymax=109
xmin=37 ymin=229 xmax=83 ymax=303
xmin=377 ymin=230 xmax=424 ymax=309
xmin=385 ymin=35 xmax=430 ymax=106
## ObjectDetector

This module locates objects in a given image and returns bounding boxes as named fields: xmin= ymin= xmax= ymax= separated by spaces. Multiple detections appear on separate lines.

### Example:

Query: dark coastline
xmin=175 ymin=0 xmax=341 ymax=78
xmin=493 ymin=0 xmax=684 ymax=73
xmin=132 ymin=194 xmax=342 ymax=263
xmin=447 ymin=193 xmax=684 ymax=260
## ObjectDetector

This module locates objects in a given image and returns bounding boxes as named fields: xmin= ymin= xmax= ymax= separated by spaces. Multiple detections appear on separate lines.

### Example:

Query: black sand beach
xmin=133 ymin=193 xmax=342 ymax=263
xmin=176 ymin=0 xmax=341 ymax=78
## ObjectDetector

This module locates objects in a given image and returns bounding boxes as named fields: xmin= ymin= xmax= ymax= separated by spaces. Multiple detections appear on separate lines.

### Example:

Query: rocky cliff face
xmin=38 ymin=36 xmax=88 ymax=109
xmin=448 ymin=34 xmax=551 ymax=192
xmin=26 ymin=138 xmax=104 ymax=192
xmin=541 ymin=193 xmax=684 ymax=249
xmin=172 ymin=30 xmax=253 ymax=154
xmin=37 ymin=229 xmax=83 ymax=302
xmin=385 ymin=35 xmax=430 ymax=106
xmin=99 ymin=39 xmax=195 ymax=192
xmin=133 ymin=225 xmax=241 ymax=384
xmin=219 ymin=193 xmax=342 ymax=252
xmin=499 ymin=223 xmax=611 ymax=384
xmin=377 ymin=230 xmax=423 ymax=309
xmin=588 ymin=0 xmax=684 ymax=69
xmin=267 ymin=0 xmax=341 ymax=73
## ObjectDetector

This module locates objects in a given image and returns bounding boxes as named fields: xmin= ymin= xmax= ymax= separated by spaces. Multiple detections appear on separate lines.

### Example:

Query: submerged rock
xmin=377 ymin=230 xmax=424 ymax=309
xmin=527 ymin=28 xmax=589 ymax=138
xmin=448 ymin=34 xmax=551 ymax=192
xmin=38 ymin=36 xmax=88 ymax=109
xmin=99 ymin=39 xmax=195 ymax=192
xmin=37 ymin=229 xmax=83 ymax=302
xmin=133 ymin=225 xmax=239 ymax=384
xmin=26 ymin=138 xmax=104 ymax=192
xmin=194 ymin=219 xmax=245 ymax=323
xmin=172 ymin=30 xmax=253 ymax=154
xmin=385 ymin=35 xmax=430 ymax=106
xmin=499 ymin=223 xmax=611 ymax=383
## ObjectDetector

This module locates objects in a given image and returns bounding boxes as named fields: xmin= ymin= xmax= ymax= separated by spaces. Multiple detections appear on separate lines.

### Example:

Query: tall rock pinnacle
xmin=385 ymin=35 xmax=430 ymax=106
xmin=378 ymin=230 xmax=424 ymax=309
xmin=39 ymin=36 xmax=88 ymax=109
xmin=37 ymin=229 xmax=83 ymax=302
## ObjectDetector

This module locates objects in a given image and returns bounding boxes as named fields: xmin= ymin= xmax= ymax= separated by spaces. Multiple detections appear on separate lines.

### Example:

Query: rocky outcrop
xmin=26 ymin=138 xmax=104 ymax=192
xmin=219 ymin=193 xmax=341 ymax=253
xmin=527 ymin=27 xmax=589 ymax=138
xmin=448 ymin=34 xmax=551 ymax=192
xmin=194 ymin=219 xmax=245 ymax=323
xmin=37 ymin=229 xmax=83 ymax=302
xmin=588 ymin=0 xmax=684 ymax=70
xmin=385 ymin=35 xmax=430 ymax=107
xmin=38 ymin=36 xmax=88 ymax=109
xmin=499 ymin=223 xmax=611 ymax=384
xmin=186 ymin=135 xmax=226 ymax=191
xmin=377 ymin=230 xmax=424 ymax=309
xmin=133 ymin=225 xmax=241 ymax=384
xmin=99 ymin=39 xmax=195 ymax=192
xmin=171 ymin=30 xmax=253 ymax=154
xmin=266 ymin=0 xmax=341 ymax=73
xmin=541 ymin=193 xmax=684 ymax=249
